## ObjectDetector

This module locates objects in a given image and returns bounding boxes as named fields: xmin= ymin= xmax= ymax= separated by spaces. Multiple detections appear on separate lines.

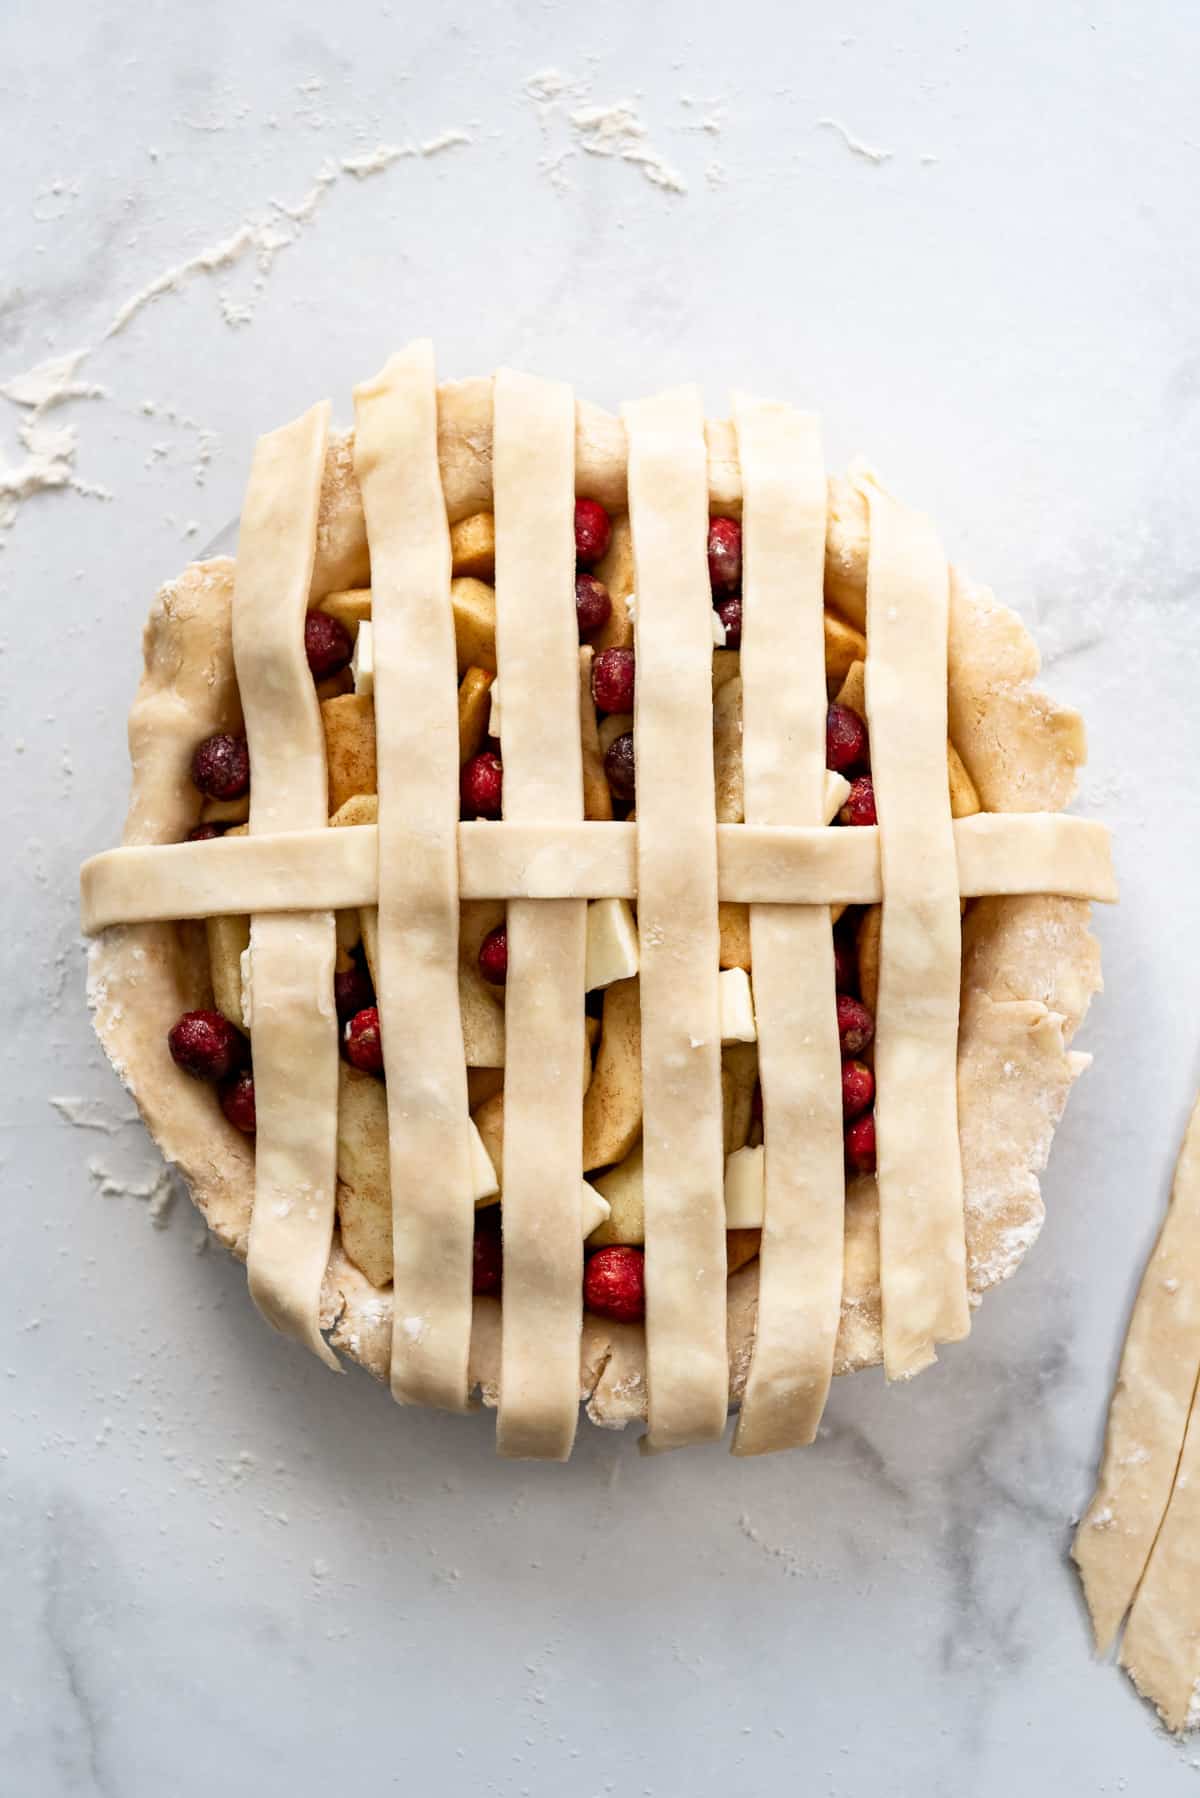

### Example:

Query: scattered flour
xmin=49 ymin=1094 xmax=138 ymax=1133
xmin=0 ymin=350 xmax=109 ymax=533
xmin=818 ymin=117 xmax=893 ymax=165
xmin=524 ymin=69 xmax=687 ymax=195
xmin=88 ymin=1156 xmax=176 ymax=1227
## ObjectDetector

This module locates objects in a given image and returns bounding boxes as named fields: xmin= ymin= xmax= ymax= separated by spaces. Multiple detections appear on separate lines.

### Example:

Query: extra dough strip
xmin=624 ymin=387 xmax=727 ymax=1451
xmin=353 ymin=344 xmax=476 ymax=1412
xmin=859 ymin=474 xmax=970 ymax=1380
xmin=491 ymin=370 xmax=587 ymax=1462
xmin=81 ymin=811 xmax=1117 ymax=930
xmin=733 ymin=394 xmax=843 ymax=1456
xmin=232 ymin=401 xmax=340 ymax=1370
xmin=1074 ymin=1098 xmax=1200 ymax=1664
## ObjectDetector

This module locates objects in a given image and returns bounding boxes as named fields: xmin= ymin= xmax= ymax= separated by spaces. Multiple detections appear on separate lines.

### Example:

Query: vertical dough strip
xmin=624 ymin=387 xmax=727 ymax=1451
xmin=234 ymin=400 xmax=341 ymax=1369
xmin=353 ymin=343 xmax=477 ymax=1412
xmin=732 ymin=396 xmax=844 ymax=1455
xmin=493 ymin=370 xmax=588 ymax=1461
xmin=857 ymin=475 xmax=970 ymax=1379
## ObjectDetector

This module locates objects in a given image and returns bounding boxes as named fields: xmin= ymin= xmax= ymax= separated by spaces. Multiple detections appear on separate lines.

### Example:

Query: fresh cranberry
xmin=219 ymin=1067 xmax=257 ymax=1134
xmin=715 ymin=594 xmax=742 ymax=649
xmin=167 ymin=1009 xmax=245 ymax=1081
xmin=574 ymin=498 xmax=612 ymax=568
xmin=826 ymin=703 xmax=868 ymax=773
xmin=837 ymin=993 xmax=875 ymax=1056
xmin=575 ymin=573 xmax=612 ymax=637
xmin=604 ymin=731 xmax=636 ymax=802
xmin=185 ymin=822 xmax=224 ymax=842
xmin=334 ymin=959 xmax=374 ymax=1023
xmin=833 ymin=934 xmax=856 ymax=994
xmin=478 ymin=924 xmax=508 ymax=986
xmin=343 ymin=1005 xmax=384 ymax=1075
xmin=191 ymin=733 xmax=249 ymax=801
xmin=846 ymin=1110 xmax=876 ymax=1175
xmin=473 ymin=1213 xmax=503 ymax=1296
xmin=707 ymin=516 xmax=742 ymax=593
xmin=584 ymin=1245 xmax=646 ymax=1324
xmin=842 ymin=1059 xmax=874 ymax=1121
xmin=839 ymin=774 xmax=877 ymax=828
xmin=461 ymin=750 xmax=503 ymax=819
xmin=592 ymin=647 xmax=635 ymax=714
xmin=304 ymin=610 xmax=353 ymax=679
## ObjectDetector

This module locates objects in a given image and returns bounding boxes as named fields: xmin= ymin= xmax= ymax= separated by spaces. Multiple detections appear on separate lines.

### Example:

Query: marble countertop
xmin=5 ymin=3 xmax=1199 ymax=1792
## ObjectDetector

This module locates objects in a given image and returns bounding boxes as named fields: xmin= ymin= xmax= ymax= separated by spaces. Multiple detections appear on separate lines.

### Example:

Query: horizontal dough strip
xmin=81 ymin=812 xmax=1116 ymax=932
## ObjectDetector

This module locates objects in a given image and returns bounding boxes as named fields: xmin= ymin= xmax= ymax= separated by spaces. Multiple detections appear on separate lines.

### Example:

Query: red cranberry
xmin=584 ymin=1245 xmax=646 ymax=1324
xmin=185 ymin=822 xmax=224 ymax=842
xmin=344 ymin=1006 xmax=384 ymax=1075
xmin=168 ymin=1009 xmax=245 ymax=1081
xmin=842 ymin=1059 xmax=874 ymax=1122
xmin=478 ymin=925 xmax=508 ymax=986
xmin=707 ymin=516 xmax=742 ymax=593
xmin=592 ymin=647 xmax=635 ymax=714
xmin=576 ymin=573 xmax=613 ymax=637
xmin=604 ymin=731 xmax=636 ymax=803
xmin=219 ymin=1067 xmax=256 ymax=1134
xmin=334 ymin=960 xmax=375 ymax=1023
xmin=191 ymin=733 xmax=249 ymax=801
xmin=715 ymin=594 xmax=742 ymax=649
xmin=846 ymin=1110 xmax=877 ymax=1175
xmin=461 ymin=750 xmax=503 ymax=819
xmin=837 ymin=993 xmax=875 ymax=1056
xmin=826 ymin=703 xmax=868 ymax=773
xmin=304 ymin=610 xmax=353 ymax=679
xmin=833 ymin=934 xmax=856 ymax=993
xmin=574 ymin=498 xmax=612 ymax=567
xmin=473 ymin=1213 xmax=503 ymax=1295
xmin=839 ymin=775 xmax=877 ymax=828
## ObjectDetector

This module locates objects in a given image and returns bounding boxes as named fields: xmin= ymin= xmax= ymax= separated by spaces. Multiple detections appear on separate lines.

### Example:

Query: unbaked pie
xmin=81 ymin=344 xmax=1116 ymax=1459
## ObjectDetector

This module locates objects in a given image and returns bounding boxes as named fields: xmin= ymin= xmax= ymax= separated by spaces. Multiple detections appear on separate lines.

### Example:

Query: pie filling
xmin=80 ymin=347 xmax=1116 ymax=1459
xmin=168 ymin=497 xmax=962 ymax=1319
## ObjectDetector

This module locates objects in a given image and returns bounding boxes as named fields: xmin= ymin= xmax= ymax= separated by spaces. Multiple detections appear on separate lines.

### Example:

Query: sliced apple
xmin=718 ymin=901 xmax=752 ymax=972
xmin=579 ymin=647 xmax=614 ymax=821
xmin=824 ymin=610 xmax=867 ymax=684
xmin=725 ymin=1143 xmax=765 ymax=1229
xmin=336 ymin=1062 xmax=392 ymax=1287
xmin=206 ymin=914 xmax=250 ymax=1031
xmin=458 ymin=666 xmax=495 ymax=765
xmin=726 ymin=1227 xmax=762 ymax=1276
xmin=582 ymin=976 xmax=642 ymax=1172
xmin=712 ymin=649 xmax=741 ymax=695
xmin=590 ymin=514 xmax=635 ymax=651
xmin=585 ymin=897 xmax=639 ymax=991
xmin=719 ymin=966 xmax=756 ymax=1044
xmin=722 ymin=1043 xmax=758 ymax=1154
xmin=316 ymin=589 xmax=372 ymax=644
xmin=586 ymin=1140 xmax=644 ymax=1245
xmin=713 ymin=676 xmax=743 ymax=823
xmin=450 ymin=511 xmax=496 ymax=580
xmin=451 ymin=577 xmax=497 ymax=674
xmin=322 ymin=693 xmax=377 ymax=813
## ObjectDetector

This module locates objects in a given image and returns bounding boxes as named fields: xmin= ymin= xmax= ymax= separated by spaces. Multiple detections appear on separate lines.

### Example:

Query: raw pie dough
xmin=1074 ymin=1096 xmax=1200 ymax=1730
xmin=82 ymin=350 xmax=1115 ymax=1457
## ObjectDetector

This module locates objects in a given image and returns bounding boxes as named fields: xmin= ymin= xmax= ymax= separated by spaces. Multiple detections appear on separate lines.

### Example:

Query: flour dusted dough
xmin=1072 ymin=1098 xmax=1200 ymax=1726
xmin=624 ymin=388 xmax=727 ymax=1451
xmin=353 ymin=344 xmax=476 ymax=1413
xmin=858 ymin=473 xmax=970 ymax=1380
xmin=233 ymin=401 xmax=341 ymax=1370
xmin=732 ymin=395 xmax=843 ymax=1455
xmin=492 ymin=370 xmax=587 ymax=1462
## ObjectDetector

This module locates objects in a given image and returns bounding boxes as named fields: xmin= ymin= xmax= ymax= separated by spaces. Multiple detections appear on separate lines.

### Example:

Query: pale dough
xmin=624 ymin=387 xmax=727 ymax=1452
xmin=353 ymin=344 xmax=477 ymax=1413
xmin=858 ymin=472 xmax=970 ymax=1380
xmin=731 ymin=394 xmax=844 ymax=1456
xmin=232 ymin=401 xmax=341 ymax=1370
xmin=81 ymin=811 xmax=1115 ymax=930
xmin=1073 ymin=1096 xmax=1200 ymax=1725
xmin=491 ymin=370 xmax=587 ymax=1463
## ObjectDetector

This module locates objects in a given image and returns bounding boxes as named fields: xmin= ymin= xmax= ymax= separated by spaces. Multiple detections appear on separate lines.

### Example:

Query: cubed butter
xmin=725 ymin=1143 xmax=765 ymax=1228
xmin=351 ymin=619 xmax=374 ymax=698
xmin=719 ymin=966 xmax=757 ymax=1044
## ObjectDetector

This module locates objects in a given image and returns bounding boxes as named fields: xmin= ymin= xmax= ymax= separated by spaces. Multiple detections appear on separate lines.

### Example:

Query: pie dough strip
xmin=81 ymin=811 xmax=1116 ymax=930
xmin=860 ymin=474 xmax=970 ymax=1380
xmin=624 ymin=387 xmax=727 ymax=1451
xmin=492 ymin=369 xmax=587 ymax=1462
xmin=1074 ymin=1097 xmax=1200 ymax=1662
xmin=732 ymin=395 xmax=843 ymax=1456
xmin=353 ymin=343 xmax=476 ymax=1413
xmin=232 ymin=400 xmax=340 ymax=1370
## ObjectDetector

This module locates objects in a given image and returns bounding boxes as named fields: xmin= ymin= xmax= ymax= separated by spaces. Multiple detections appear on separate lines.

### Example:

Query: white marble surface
xmin=4 ymin=3 xmax=1200 ymax=1792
